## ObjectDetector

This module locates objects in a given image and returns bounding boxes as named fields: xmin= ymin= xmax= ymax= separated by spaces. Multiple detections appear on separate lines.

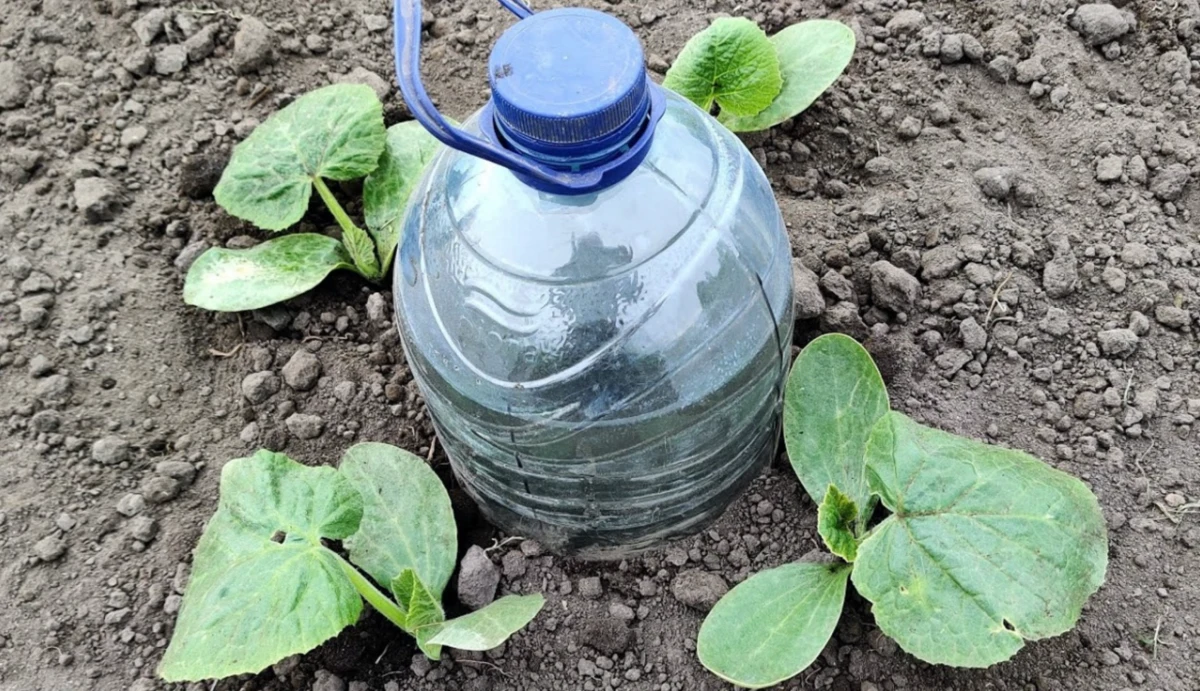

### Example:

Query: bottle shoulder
xmin=415 ymin=91 xmax=766 ymax=284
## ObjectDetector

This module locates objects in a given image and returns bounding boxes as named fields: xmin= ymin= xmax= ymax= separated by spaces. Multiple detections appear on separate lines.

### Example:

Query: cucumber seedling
xmin=184 ymin=84 xmax=439 ymax=312
xmin=664 ymin=17 xmax=856 ymax=132
xmin=158 ymin=443 xmax=544 ymax=682
xmin=696 ymin=334 xmax=1109 ymax=688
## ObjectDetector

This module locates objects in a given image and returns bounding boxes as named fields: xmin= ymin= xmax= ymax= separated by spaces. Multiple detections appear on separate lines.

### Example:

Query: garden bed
xmin=1 ymin=0 xmax=1197 ymax=690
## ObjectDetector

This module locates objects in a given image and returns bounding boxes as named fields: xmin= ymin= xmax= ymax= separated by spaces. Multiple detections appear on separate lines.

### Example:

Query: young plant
xmin=184 ymin=84 xmax=439 ymax=312
xmin=157 ymin=442 xmax=544 ymax=682
xmin=664 ymin=17 xmax=856 ymax=132
xmin=697 ymin=334 xmax=1108 ymax=688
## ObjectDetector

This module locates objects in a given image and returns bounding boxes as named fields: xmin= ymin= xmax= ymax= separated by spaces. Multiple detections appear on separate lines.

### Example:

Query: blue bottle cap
xmin=487 ymin=8 xmax=651 ymax=160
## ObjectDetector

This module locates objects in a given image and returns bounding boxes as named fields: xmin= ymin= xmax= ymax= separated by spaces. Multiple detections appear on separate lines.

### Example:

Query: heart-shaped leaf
xmin=818 ymin=485 xmax=860 ymax=562
xmin=664 ymin=17 xmax=783 ymax=117
xmin=214 ymin=84 xmax=386 ymax=231
xmin=784 ymin=334 xmax=889 ymax=526
xmin=721 ymin=20 xmax=856 ymax=132
xmin=183 ymin=233 xmax=355 ymax=312
xmin=391 ymin=568 xmax=446 ymax=659
xmin=363 ymin=121 xmax=441 ymax=274
xmin=158 ymin=451 xmax=364 ymax=681
xmin=698 ymin=561 xmax=850 ymax=689
xmin=341 ymin=442 xmax=457 ymax=599
xmin=853 ymin=412 xmax=1109 ymax=667
xmin=426 ymin=595 xmax=546 ymax=651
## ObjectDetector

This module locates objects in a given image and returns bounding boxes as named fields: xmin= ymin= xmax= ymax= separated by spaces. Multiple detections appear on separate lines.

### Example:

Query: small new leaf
xmin=426 ymin=595 xmax=546 ymax=651
xmin=854 ymin=412 xmax=1109 ymax=667
xmin=698 ymin=562 xmax=850 ymax=688
xmin=721 ymin=20 xmax=856 ymax=132
xmin=392 ymin=569 xmax=446 ymax=660
xmin=157 ymin=452 xmax=364 ymax=682
xmin=341 ymin=443 xmax=457 ymax=599
xmin=664 ymin=17 xmax=783 ymax=117
xmin=817 ymin=485 xmax=860 ymax=562
xmin=363 ymin=121 xmax=441 ymax=274
xmin=784 ymin=334 xmax=889 ymax=525
xmin=183 ymin=233 xmax=355 ymax=312
xmin=214 ymin=84 xmax=386 ymax=231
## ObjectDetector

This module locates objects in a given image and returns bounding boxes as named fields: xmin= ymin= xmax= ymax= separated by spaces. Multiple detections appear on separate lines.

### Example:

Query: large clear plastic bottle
xmin=392 ymin=0 xmax=793 ymax=557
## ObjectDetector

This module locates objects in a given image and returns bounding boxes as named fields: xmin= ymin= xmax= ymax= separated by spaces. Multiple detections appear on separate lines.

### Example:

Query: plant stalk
xmin=312 ymin=177 xmax=381 ymax=279
xmin=332 ymin=552 xmax=410 ymax=631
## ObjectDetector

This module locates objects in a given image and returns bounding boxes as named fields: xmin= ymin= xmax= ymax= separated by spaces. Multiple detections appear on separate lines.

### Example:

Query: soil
xmin=1 ymin=0 xmax=1199 ymax=690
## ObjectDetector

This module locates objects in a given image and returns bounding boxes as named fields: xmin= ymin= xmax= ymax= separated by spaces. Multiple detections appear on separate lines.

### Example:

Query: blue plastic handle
xmin=498 ymin=0 xmax=534 ymax=19
xmin=392 ymin=0 xmax=666 ymax=195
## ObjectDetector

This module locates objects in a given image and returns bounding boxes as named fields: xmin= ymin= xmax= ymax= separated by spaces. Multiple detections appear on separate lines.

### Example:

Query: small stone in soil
xmin=457 ymin=545 xmax=499 ymax=610
xmin=129 ymin=516 xmax=158 ymax=542
xmin=28 ymin=354 xmax=53 ymax=377
xmin=74 ymin=177 xmax=125 ymax=223
xmin=141 ymin=475 xmax=182 ymax=504
xmin=0 ymin=60 xmax=31 ymax=109
xmin=974 ymin=167 xmax=1014 ymax=200
xmin=35 ymin=534 xmax=67 ymax=562
xmin=282 ymin=349 xmax=322 ymax=391
xmin=1149 ymin=164 xmax=1191 ymax=202
xmin=116 ymin=493 xmax=146 ymax=517
xmin=1154 ymin=306 xmax=1189 ymax=329
xmin=502 ymin=551 xmax=527 ymax=579
xmin=366 ymin=293 xmax=390 ymax=325
xmin=92 ymin=436 xmax=131 ymax=465
xmin=154 ymin=45 xmax=188 ymax=75
xmin=156 ymin=460 xmax=197 ymax=485
xmin=869 ymin=260 xmax=921 ymax=313
xmin=332 ymin=67 xmax=391 ymax=101
xmin=671 ymin=569 xmax=728 ymax=611
xmin=232 ymin=17 xmax=276 ymax=74
xmin=241 ymin=370 xmax=281 ymax=404
xmin=174 ymin=242 xmax=209 ymax=272
xmin=1097 ymin=328 xmax=1139 ymax=357
xmin=1070 ymin=4 xmax=1134 ymax=46
xmin=312 ymin=669 xmax=346 ymax=691
xmin=791 ymin=260 xmax=825 ymax=319
xmin=285 ymin=413 xmax=324 ymax=439
xmin=185 ymin=23 xmax=220 ymax=62
xmin=578 ymin=576 xmax=603 ymax=600
xmin=1095 ymin=155 xmax=1124 ymax=182
xmin=1043 ymin=236 xmax=1079 ymax=298
xmin=132 ymin=8 xmax=171 ymax=45
xmin=1014 ymin=56 xmax=1047 ymax=83
xmin=36 ymin=373 xmax=72 ymax=401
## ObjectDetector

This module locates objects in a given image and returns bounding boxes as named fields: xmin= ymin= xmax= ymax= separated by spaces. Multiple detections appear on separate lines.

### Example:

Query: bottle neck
xmin=489 ymin=104 xmax=654 ymax=172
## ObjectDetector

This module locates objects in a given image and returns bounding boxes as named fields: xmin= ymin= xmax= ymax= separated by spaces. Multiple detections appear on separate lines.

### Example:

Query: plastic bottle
xmin=391 ymin=0 xmax=793 ymax=557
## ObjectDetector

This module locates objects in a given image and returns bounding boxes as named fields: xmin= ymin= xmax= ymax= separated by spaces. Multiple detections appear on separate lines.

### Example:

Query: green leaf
xmin=853 ymin=412 xmax=1109 ymax=667
xmin=392 ymin=569 xmax=445 ymax=660
xmin=426 ymin=595 xmax=546 ymax=651
xmin=341 ymin=443 xmax=457 ymax=598
xmin=158 ymin=451 xmax=365 ymax=681
xmin=818 ymin=485 xmax=860 ymax=562
xmin=340 ymin=221 xmax=381 ymax=279
xmin=784 ymin=333 xmax=889 ymax=526
xmin=664 ymin=17 xmax=783 ymax=117
xmin=363 ymin=121 xmax=441 ymax=274
xmin=214 ymin=84 xmax=386 ymax=231
xmin=183 ymin=233 xmax=355 ymax=312
xmin=721 ymin=20 xmax=856 ymax=132
xmin=698 ymin=562 xmax=850 ymax=689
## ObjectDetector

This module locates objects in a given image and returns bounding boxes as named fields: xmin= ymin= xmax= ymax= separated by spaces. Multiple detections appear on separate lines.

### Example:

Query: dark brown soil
xmin=1 ymin=1 xmax=1198 ymax=690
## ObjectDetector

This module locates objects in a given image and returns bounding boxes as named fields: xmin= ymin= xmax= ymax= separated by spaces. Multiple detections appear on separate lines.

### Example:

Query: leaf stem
xmin=312 ymin=177 xmax=380 ymax=280
xmin=331 ymin=551 xmax=409 ymax=631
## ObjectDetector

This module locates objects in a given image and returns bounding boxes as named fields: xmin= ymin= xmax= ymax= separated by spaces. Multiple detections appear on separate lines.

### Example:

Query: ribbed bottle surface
xmin=394 ymin=91 xmax=793 ymax=558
